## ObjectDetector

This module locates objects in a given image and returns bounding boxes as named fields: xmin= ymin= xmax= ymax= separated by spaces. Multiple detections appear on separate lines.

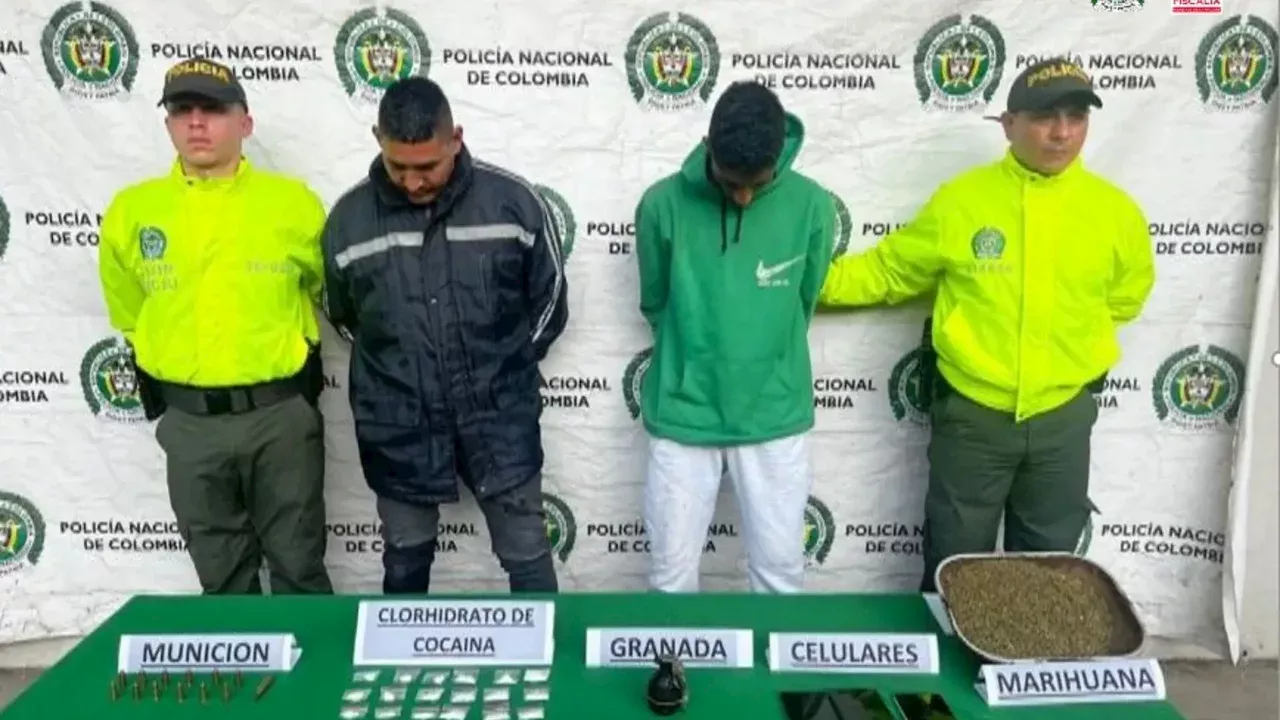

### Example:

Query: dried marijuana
xmin=942 ymin=558 xmax=1114 ymax=660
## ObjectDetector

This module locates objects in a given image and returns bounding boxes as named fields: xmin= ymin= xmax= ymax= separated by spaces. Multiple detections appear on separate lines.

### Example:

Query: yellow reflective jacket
xmin=819 ymin=151 xmax=1155 ymax=421
xmin=97 ymin=158 xmax=327 ymax=387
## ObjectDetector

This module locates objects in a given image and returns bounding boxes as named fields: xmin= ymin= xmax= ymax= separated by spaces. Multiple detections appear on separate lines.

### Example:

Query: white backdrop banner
xmin=0 ymin=0 xmax=1276 ymax=654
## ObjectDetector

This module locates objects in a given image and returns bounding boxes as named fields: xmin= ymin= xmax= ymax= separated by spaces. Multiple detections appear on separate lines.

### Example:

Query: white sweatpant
xmin=642 ymin=432 xmax=813 ymax=594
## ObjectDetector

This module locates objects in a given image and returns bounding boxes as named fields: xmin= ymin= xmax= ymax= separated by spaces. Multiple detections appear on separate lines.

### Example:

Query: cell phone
xmin=778 ymin=689 xmax=896 ymax=720
xmin=893 ymin=692 xmax=958 ymax=720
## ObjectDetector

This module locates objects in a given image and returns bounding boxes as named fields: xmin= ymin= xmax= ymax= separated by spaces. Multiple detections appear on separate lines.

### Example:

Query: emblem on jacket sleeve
xmin=138 ymin=227 xmax=166 ymax=260
xmin=970 ymin=227 xmax=1005 ymax=260
xmin=1195 ymin=15 xmax=1278 ymax=111
xmin=914 ymin=14 xmax=1005 ymax=111
xmin=626 ymin=12 xmax=720 ymax=111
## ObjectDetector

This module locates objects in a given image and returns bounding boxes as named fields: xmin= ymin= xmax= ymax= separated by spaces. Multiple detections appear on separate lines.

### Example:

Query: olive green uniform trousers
xmin=155 ymin=394 xmax=333 ymax=594
xmin=919 ymin=379 xmax=1098 ymax=592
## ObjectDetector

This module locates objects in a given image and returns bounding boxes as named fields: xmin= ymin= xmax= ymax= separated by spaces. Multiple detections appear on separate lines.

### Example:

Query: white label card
xmin=585 ymin=627 xmax=754 ymax=668
xmin=117 ymin=633 xmax=300 ymax=673
xmin=768 ymin=632 xmax=938 ymax=674
xmin=979 ymin=659 xmax=1166 ymax=707
xmin=353 ymin=599 xmax=555 ymax=667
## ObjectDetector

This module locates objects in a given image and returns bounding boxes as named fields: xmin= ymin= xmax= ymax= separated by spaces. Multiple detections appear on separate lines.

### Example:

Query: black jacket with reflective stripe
xmin=321 ymin=147 xmax=568 ymax=505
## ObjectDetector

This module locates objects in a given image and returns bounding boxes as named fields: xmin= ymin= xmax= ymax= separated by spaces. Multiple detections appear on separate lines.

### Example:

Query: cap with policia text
xmin=1004 ymin=58 xmax=1103 ymax=113
xmin=157 ymin=58 xmax=247 ymax=107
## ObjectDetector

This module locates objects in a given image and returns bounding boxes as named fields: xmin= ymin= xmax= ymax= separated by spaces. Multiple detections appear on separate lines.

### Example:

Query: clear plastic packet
xmin=449 ymin=687 xmax=477 ymax=704
xmin=415 ymin=687 xmax=444 ymax=703
xmin=523 ymin=684 xmax=550 ymax=702
xmin=493 ymin=669 xmax=520 ymax=685
xmin=517 ymin=706 xmax=545 ymax=720
xmin=394 ymin=668 xmax=420 ymax=685
xmin=351 ymin=670 xmax=381 ymax=684
xmin=451 ymin=669 xmax=478 ymax=685
xmin=379 ymin=686 xmax=408 ymax=703
xmin=483 ymin=687 xmax=510 ymax=703
xmin=410 ymin=710 xmax=439 ymax=720
xmin=441 ymin=709 xmax=468 ymax=720
xmin=339 ymin=706 xmax=368 ymax=720
xmin=342 ymin=688 xmax=372 ymax=704
xmin=422 ymin=671 xmax=449 ymax=685
xmin=374 ymin=707 xmax=401 ymax=720
xmin=522 ymin=668 xmax=550 ymax=683
xmin=483 ymin=707 xmax=510 ymax=720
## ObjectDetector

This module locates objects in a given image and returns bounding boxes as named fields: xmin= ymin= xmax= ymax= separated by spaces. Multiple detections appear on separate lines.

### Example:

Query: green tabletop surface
xmin=0 ymin=592 xmax=1185 ymax=719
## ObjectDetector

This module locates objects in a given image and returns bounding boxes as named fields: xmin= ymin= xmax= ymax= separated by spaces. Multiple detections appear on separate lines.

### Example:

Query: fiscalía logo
xmin=81 ymin=337 xmax=146 ymax=422
xmin=0 ymin=490 xmax=45 ymax=577
xmin=41 ymin=2 xmax=139 ymax=99
xmin=1152 ymin=344 xmax=1245 ymax=431
xmin=334 ymin=7 xmax=430 ymax=104
xmin=803 ymin=496 xmax=835 ymax=566
xmin=970 ymin=226 xmax=1005 ymax=259
xmin=535 ymin=185 xmax=577 ymax=260
xmin=1195 ymin=15 xmax=1278 ymax=111
xmin=625 ymin=12 xmax=720 ymax=111
xmin=542 ymin=492 xmax=576 ymax=563
xmin=889 ymin=348 xmax=932 ymax=425
xmin=1092 ymin=0 xmax=1144 ymax=10
xmin=914 ymin=14 xmax=1006 ymax=111
xmin=829 ymin=191 xmax=853 ymax=258
xmin=0 ymin=193 xmax=9 ymax=262
xmin=622 ymin=347 xmax=653 ymax=421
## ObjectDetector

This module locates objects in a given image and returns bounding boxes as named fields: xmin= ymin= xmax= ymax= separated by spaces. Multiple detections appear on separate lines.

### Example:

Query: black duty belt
xmin=156 ymin=375 xmax=302 ymax=416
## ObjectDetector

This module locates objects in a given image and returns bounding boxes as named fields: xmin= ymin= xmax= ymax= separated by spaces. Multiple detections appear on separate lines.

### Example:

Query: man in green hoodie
xmin=633 ymin=81 xmax=836 ymax=594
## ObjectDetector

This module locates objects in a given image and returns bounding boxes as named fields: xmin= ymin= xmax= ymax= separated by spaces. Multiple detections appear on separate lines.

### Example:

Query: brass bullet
xmin=161 ymin=670 xmax=170 ymax=687
xmin=200 ymin=682 xmax=209 ymax=705
xmin=152 ymin=681 xmax=161 ymax=701
xmin=109 ymin=682 xmax=119 ymax=701
xmin=235 ymin=669 xmax=243 ymax=687
xmin=176 ymin=684 xmax=187 ymax=704
xmin=116 ymin=671 xmax=127 ymax=689
xmin=185 ymin=669 xmax=194 ymax=685
xmin=212 ymin=669 xmax=221 ymax=685
xmin=222 ymin=683 xmax=232 ymax=703
xmin=132 ymin=683 xmax=142 ymax=700
xmin=254 ymin=674 xmax=275 ymax=701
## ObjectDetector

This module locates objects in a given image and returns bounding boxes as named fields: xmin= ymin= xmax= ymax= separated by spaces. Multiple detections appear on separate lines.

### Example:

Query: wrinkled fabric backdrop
xmin=0 ymin=0 xmax=1276 ymax=656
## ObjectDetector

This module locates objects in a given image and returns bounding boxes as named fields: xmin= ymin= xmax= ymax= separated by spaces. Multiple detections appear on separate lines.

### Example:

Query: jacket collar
xmin=369 ymin=144 xmax=474 ymax=213
xmin=169 ymin=156 xmax=250 ymax=188
xmin=1001 ymin=148 xmax=1082 ymax=188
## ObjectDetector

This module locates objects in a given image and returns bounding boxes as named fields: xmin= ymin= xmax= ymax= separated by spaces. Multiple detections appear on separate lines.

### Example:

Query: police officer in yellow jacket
xmin=819 ymin=58 xmax=1156 ymax=591
xmin=97 ymin=58 xmax=333 ymax=594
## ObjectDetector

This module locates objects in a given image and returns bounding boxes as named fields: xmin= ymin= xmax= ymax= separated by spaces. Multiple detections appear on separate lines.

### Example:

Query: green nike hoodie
xmin=633 ymin=112 xmax=836 ymax=446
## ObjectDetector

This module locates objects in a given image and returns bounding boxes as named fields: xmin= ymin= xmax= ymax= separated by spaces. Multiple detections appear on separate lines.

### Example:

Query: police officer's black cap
xmin=158 ymin=58 xmax=247 ymax=108
xmin=1005 ymin=58 xmax=1103 ymax=113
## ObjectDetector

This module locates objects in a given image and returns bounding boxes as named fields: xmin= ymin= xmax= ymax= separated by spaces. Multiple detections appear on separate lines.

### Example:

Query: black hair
xmin=377 ymin=76 xmax=454 ymax=143
xmin=707 ymin=81 xmax=786 ymax=175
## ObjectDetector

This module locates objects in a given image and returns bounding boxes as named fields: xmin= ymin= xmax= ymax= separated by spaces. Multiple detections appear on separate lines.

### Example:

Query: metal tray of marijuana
xmin=934 ymin=552 xmax=1146 ymax=664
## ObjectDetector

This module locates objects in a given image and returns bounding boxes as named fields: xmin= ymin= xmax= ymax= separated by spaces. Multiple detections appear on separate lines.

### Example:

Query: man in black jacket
xmin=321 ymin=77 xmax=569 ymax=594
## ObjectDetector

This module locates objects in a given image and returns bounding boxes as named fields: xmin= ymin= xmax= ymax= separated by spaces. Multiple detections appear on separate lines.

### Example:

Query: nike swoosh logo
xmin=756 ymin=256 xmax=804 ymax=281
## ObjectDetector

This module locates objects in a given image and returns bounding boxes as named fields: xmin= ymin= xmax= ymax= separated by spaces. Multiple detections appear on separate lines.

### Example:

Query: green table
xmin=1 ymin=593 xmax=1185 ymax=719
